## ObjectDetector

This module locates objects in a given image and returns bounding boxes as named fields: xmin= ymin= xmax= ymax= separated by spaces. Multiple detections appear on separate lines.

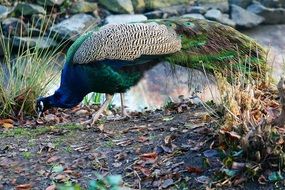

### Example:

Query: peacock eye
xmin=166 ymin=22 xmax=176 ymax=28
xmin=183 ymin=22 xmax=194 ymax=27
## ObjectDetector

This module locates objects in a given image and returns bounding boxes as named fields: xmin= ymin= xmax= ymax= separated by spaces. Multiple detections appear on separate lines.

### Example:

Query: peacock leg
xmin=120 ymin=93 xmax=130 ymax=118
xmin=91 ymin=94 xmax=113 ymax=126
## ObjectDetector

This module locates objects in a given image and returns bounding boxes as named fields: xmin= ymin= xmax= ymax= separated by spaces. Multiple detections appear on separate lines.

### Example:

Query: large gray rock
xmin=132 ymin=0 xmax=145 ymax=12
xmin=36 ymin=0 xmax=64 ymax=6
xmin=0 ymin=5 xmax=11 ymax=21
xmin=99 ymin=0 xmax=134 ymax=14
xmin=205 ymin=9 xmax=236 ymax=27
xmin=70 ymin=1 xmax=98 ymax=14
xmin=197 ymin=0 xmax=229 ymax=13
xmin=257 ymin=0 xmax=285 ymax=8
xmin=231 ymin=4 xmax=264 ymax=28
xmin=2 ymin=18 xmax=28 ymax=36
xmin=247 ymin=1 xmax=285 ymax=24
xmin=50 ymin=14 xmax=98 ymax=41
xmin=228 ymin=0 xmax=252 ymax=8
xmin=181 ymin=13 xmax=205 ymax=19
xmin=105 ymin=14 xmax=147 ymax=24
xmin=145 ymin=0 xmax=193 ymax=10
xmin=12 ymin=36 xmax=58 ymax=49
xmin=13 ymin=2 xmax=46 ymax=16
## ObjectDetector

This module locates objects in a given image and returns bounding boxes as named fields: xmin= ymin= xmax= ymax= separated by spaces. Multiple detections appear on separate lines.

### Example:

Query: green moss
xmin=0 ymin=124 xmax=83 ymax=138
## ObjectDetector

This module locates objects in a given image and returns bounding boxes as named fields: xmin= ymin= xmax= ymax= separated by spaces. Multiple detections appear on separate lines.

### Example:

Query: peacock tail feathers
xmin=68 ymin=17 xmax=268 ymax=79
xmin=152 ymin=18 xmax=268 ymax=78
xmin=73 ymin=23 xmax=181 ymax=64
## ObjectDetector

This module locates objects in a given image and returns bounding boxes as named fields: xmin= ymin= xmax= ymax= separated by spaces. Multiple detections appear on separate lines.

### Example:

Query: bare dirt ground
xmin=0 ymin=103 xmax=280 ymax=190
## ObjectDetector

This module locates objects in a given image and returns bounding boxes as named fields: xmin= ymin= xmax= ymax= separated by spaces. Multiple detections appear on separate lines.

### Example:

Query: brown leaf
xmin=47 ymin=156 xmax=59 ymax=163
xmin=134 ymin=166 xmax=152 ymax=177
xmin=140 ymin=152 xmax=158 ymax=161
xmin=45 ymin=184 xmax=56 ymax=190
xmin=15 ymin=183 xmax=32 ymax=190
xmin=137 ymin=136 xmax=148 ymax=143
xmin=2 ymin=123 xmax=13 ymax=129
xmin=186 ymin=166 xmax=203 ymax=174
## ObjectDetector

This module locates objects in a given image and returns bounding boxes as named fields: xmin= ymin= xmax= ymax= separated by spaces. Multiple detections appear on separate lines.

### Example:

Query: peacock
xmin=36 ymin=18 xmax=267 ymax=125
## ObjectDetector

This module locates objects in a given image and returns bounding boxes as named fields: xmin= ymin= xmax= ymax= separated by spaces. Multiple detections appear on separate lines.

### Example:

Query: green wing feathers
xmin=155 ymin=18 xmax=268 ymax=78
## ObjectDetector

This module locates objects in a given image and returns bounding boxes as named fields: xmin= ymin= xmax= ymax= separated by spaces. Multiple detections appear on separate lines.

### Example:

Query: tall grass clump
xmin=0 ymin=14 xmax=67 ymax=118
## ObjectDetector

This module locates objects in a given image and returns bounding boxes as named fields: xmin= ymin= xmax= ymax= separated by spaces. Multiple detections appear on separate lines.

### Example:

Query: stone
xmin=2 ymin=18 xmax=28 ymax=36
xmin=205 ymin=9 xmax=223 ymax=20
xmin=12 ymin=36 xmax=58 ymax=49
xmin=247 ymin=1 xmax=285 ymax=24
xmin=13 ymin=2 xmax=46 ymax=16
xmin=185 ymin=6 xmax=207 ymax=14
xmin=36 ymin=0 xmax=64 ymax=6
xmin=132 ymin=0 xmax=145 ymax=12
xmin=144 ymin=10 xmax=164 ymax=19
xmin=105 ymin=14 xmax=147 ymax=24
xmin=99 ymin=0 xmax=134 ymax=14
xmin=31 ymin=14 xmax=53 ymax=29
xmin=197 ymin=0 xmax=229 ymax=13
xmin=228 ymin=0 xmax=252 ymax=8
xmin=181 ymin=13 xmax=205 ymax=19
xmin=205 ymin=9 xmax=235 ymax=27
xmin=258 ymin=0 xmax=285 ymax=8
xmin=50 ymin=14 xmax=98 ymax=41
xmin=0 ymin=5 xmax=11 ymax=21
xmin=70 ymin=1 xmax=98 ymax=14
xmin=231 ymin=4 xmax=264 ymax=28
xmin=145 ymin=0 xmax=193 ymax=10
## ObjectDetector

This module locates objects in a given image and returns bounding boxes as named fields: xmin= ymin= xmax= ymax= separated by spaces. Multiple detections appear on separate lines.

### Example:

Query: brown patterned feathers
xmin=73 ymin=23 xmax=182 ymax=64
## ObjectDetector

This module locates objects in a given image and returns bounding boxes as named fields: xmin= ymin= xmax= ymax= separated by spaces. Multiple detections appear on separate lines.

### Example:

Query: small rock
xmin=196 ymin=175 xmax=210 ymax=184
xmin=197 ymin=0 xmax=229 ymax=13
xmin=161 ymin=178 xmax=174 ymax=188
xmin=70 ymin=1 xmax=98 ymax=14
xmin=144 ymin=10 xmax=164 ymax=19
xmin=13 ymin=2 xmax=46 ymax=16
xmin=205 ymin=9 xmax=235 ymax=27
xmin=181 ymin=13 xmax=205 ymax=19
xmin=44 ymin=114 xmax=58 ymax=123
xmin=50 ymin=14 xmax=98 ymax=41
xmin=99 ymin=0 xmax=134 ymax=14
xmin=247 ymin=1 xmax=285 ymax=24
xmin=2 ymin=17 xmax=28 ymax=36
xmin=105 ymin=14 xmax=147 ymax=24
xmin=75 ymin=109 xmax=89 ymax=116
xmin=231 ymin=4 xmax=264 ymax=28
xmin=37 ymin=0 xmax=64 ymax=6
xmin=205 ymin=9 xmax=223 ymax=20
xmin=185 ymin=6 xmax=207 ymax=14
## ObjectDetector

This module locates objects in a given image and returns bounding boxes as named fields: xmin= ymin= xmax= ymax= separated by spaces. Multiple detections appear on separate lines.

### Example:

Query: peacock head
xmin=36 ymin=96 xmax=52 ymax=118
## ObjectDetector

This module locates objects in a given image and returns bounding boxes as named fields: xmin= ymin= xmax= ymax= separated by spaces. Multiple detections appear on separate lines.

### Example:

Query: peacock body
xmin=37 ymin=18 xmax=267 ymax=115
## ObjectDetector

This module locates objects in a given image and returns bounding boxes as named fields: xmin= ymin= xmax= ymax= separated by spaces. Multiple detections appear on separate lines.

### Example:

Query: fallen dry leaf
xmin=186 ymin=166 xmax=203 ymax=174
xmin=15 ymin=183 xmax=32 ymax=190
xmin=47 ymin=156 xmax=60 ymax=163
xmin=45 ymin=184 xmax=56 ymax=190
xmin=0 ymin=119 xmax=14 ymax=129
